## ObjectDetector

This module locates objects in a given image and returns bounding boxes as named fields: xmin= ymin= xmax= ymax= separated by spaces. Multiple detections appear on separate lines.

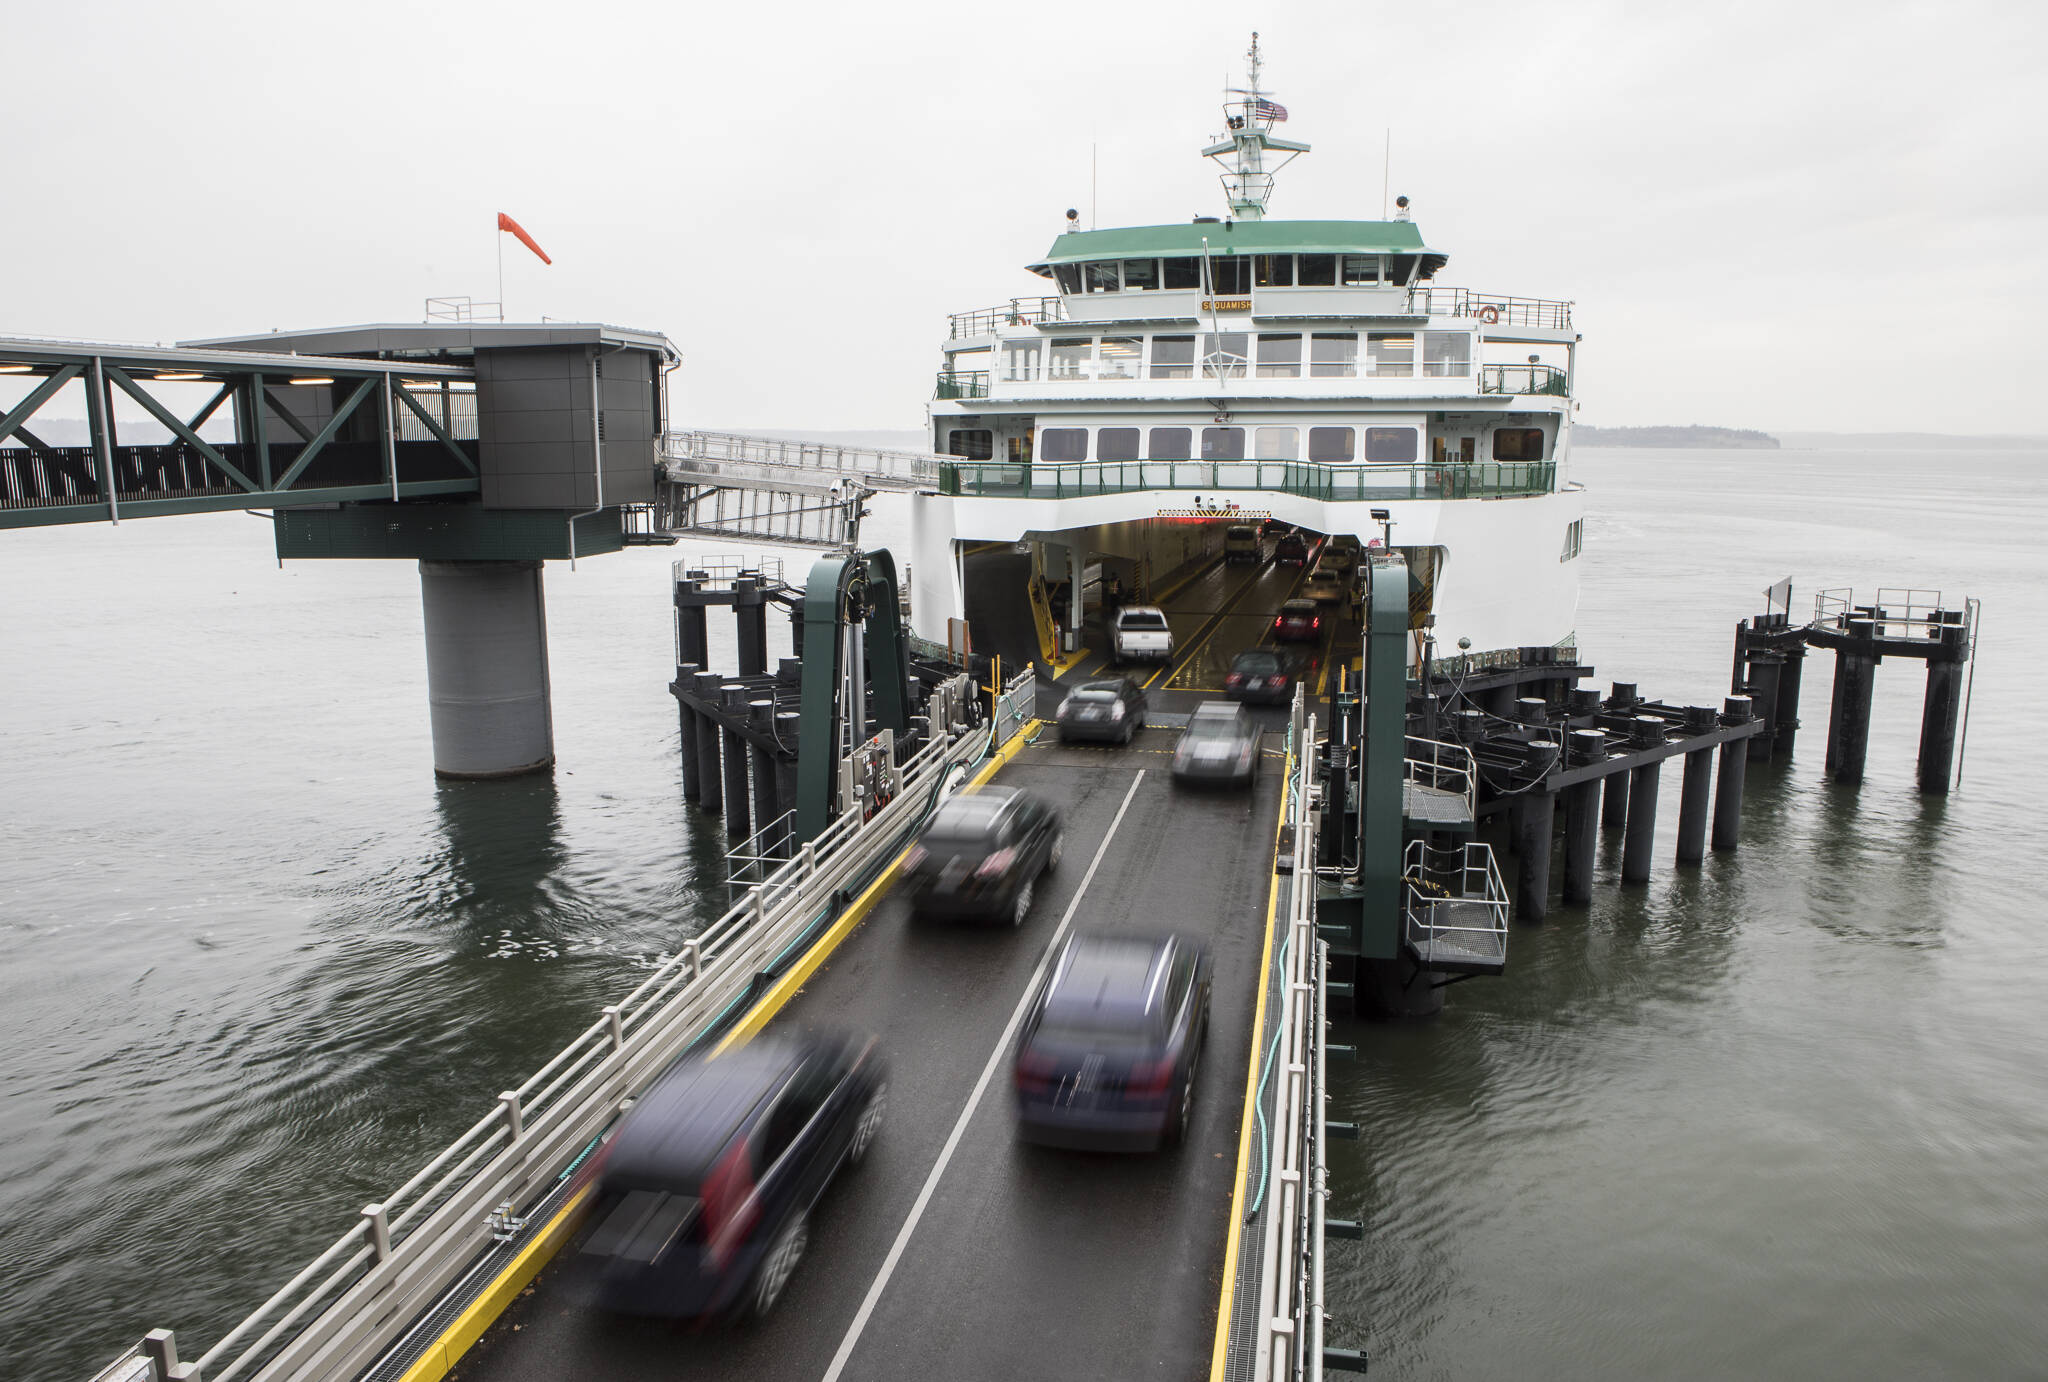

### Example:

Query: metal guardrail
xmin=106 ymin=718 xmax=1009 ymax=1382
xmin=1404 ymin=735 xmax=1476 ymax=817
xmin=934 ymin=369 xmax=990 ymax=400
xmin=1401 ymin=838 xmax=1509 ymax=972
xmin=1251 ymin=697 xmax=1330 ymax=1382
xmin=938 ymin=458 xmax=1555 ymax=503
xmin=1479 ymin=363 xmax=1569 ymax=396
xmin=1414 ymin=287 xmax=1574 ymax=331
xmin=946 ymin=296 xmax=1066 ymax=339
xmin=1812 ymin=588 xmax=1977 ymax=644
xmin=661 ymin=430 xmax=942 ymax=492
xmin=671 ymin=554 xmax=788 ymax=590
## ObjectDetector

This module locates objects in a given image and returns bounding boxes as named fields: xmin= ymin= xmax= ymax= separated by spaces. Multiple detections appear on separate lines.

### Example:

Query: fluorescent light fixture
xmin=153 ymin=371 xmax=205 ymax=381
xmin=288 ymin=376 xmax=334 ymax=386
xmin=0 ymin=363 xmax=32 ymax=374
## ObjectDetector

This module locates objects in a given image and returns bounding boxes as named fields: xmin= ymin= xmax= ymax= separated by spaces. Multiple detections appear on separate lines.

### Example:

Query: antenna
xmin=1203 ymin=32 xmax=1309 ymax=221
xmin=1091 ymin=141 xmax=1098 ymax=230
xmin=1383 ymin=130 xmax=1391 ymax=219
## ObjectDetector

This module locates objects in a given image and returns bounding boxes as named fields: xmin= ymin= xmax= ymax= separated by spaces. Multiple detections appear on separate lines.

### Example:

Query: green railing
xmin=936 ymin=458 xmax=1556 ymax=502
xmin=1480 ymin=363 xmax=1569 ymax=396
xmin=934 ymin=369 xmax=991 ymax=400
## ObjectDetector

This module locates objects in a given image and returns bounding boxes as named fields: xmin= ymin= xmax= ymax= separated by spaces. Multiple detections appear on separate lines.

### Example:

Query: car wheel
xmin=849 ymin=1083 xmax=886 ymax=1165
xmin=751 ymin=1212 xmax=808 ymax=1319
xmin=1170 ymin=1054 xmax=1198 ymax=1148
xmin=1121 ymin=720 xmax=1135 ymax=745
xmin=1045 ymin=832 xmax=1063 ymax=873
xmin=1010 ymin=877 xmax=1035 ymax=927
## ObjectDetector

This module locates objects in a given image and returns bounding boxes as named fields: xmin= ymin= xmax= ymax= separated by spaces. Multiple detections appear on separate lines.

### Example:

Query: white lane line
xmin=818 ymin=769 xmax=1149 ymax=1382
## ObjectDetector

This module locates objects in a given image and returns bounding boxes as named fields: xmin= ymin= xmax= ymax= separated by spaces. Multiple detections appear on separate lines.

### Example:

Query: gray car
xmin=1171 ymin=701 xmax=1261 ymax=788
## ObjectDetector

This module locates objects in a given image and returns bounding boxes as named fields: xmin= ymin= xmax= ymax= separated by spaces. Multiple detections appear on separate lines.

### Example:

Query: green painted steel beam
xmin=261 ymin=386 xmax=318 ymax=443
xmin=272 ymin=377 xmax=375 ymax=490
xmin=796 ymin=552 xmax=856 ymax=844
xmin=104 ymin=365 xmax=259 ymax=493
xmin=861 ymin=549 xmax=911 ymax=736
xmin=270 ymin=500 xmax=610 ymax=559
xmin=0 ymin=364 xmax=82 ymax=445
xmin=1357 ymin=555 xmax=1411 ymax=952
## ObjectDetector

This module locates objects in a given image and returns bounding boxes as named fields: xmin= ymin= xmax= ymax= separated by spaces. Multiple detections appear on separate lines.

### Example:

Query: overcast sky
xmin=8 ymin=1 xmax=2043 ymax=435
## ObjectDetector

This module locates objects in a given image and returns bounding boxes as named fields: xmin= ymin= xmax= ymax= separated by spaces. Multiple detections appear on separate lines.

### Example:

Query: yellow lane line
xmin=392 ymin=721 xmax=1046 ymax=1381
xmin=1145 ymin=563 xmax=1274 ymax=691
xmin=1207 ymin=748 xmax=1295 ymax=1382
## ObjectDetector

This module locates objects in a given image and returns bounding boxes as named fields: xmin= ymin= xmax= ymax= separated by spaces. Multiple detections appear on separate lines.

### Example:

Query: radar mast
xmin=1203 ymin=32 xmax=1311 ymax=221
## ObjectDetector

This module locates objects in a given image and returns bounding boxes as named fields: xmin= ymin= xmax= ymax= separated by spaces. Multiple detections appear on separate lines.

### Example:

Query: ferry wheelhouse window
xmin=1309 ymin=427 xmax=1356 ymax=463
xmin=1422 ymin=331 xmax=1472 ymax=378
xmin=1207 ymin=255 xmax=1250 ymax=295
xmin=1087 ymin=262 xmax=1121 ymax=294
xmin=1255 ymin=255 xmax=1293 ymax=287
xmin=1098 ymin=427 xmax=1141 ymax=461
xmin=1041 ymin=428 xmax=1088 ymax=462
xmin=1053 ymin=264 xmax=1082 ymax=294
xmin=1202 ymin=332 xmax=1248 ymax=379
xmin=1049 ymin=338 xmax=1093 ymax=379
xmin=1201 ymin=426 xmax=1246 ymax=461
xmin=1364 ymin=427 xmax=1418 ymax=463
xmin=1341 ymin=255 xmax=1381 ymax=286
xmin=1151 ymin=335 xmax=1195 ymax=379
xmin=946 ymin=429 xmax=993 ymax=460
xmin=1149 ymin=426 xmax=1192 ymax=460
xmin=1003 ymin=340 xmax=1042 ymax=382
xmin=1255 ymin=426 xmax=1298 ymax=460
xmin=1367 ymin=333 xmax=1414 ymax=377
xmin=1310 ymin=333 xmax=1357 ymax=377
xmin=1162 ymin=257 xmax=1202 ymax=290
xmin=1256 ymin=334 xmax=1302 ymax=378
xmin=1122 ymin=259 xmax=1158 ymax=291
xmin=1493 ymin=427 xmax=1546 ymax=461
xmin=1297 ymin=254 xmax=1337 ymax=287
xmin=1099 ymin=337 xmax=1141 ymax=380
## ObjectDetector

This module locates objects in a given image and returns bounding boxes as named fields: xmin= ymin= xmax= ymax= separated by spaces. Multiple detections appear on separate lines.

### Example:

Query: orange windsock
xmin=496 ymin=212 xmax=552 ymax=265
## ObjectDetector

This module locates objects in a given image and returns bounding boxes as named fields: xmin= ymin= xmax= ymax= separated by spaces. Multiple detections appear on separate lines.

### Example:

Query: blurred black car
xmin=903 ymin=786 xmax=1062 ymax=925
xmin=581 ymin=1033 xmax=886 ymax=1321
xmin=1273 ymin=530 xmax=1310 ymax=566
xmin=1224 ymin=648 xmax=1296 ymax=706
xmin=1171 ymin=701 xmax=1261 ymax=787
xmin=1057 ymin=677 xmax=1148 ymax=744
xmin=1013 ymin=932 xmax=1211 ymax=1151
xmin=1272 ymin=598 xmax=1321 ymax=643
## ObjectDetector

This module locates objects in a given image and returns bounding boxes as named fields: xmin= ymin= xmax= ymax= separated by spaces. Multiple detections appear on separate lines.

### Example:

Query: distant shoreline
xmin=1576 ymin=425 xmax=1777 ymax=449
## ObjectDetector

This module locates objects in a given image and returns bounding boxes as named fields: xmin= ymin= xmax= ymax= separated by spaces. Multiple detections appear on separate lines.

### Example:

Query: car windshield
xmin=1282 ymin=602 xmax=1314 ymax=615
xmin=1071 ymin=689 xmax=1119 ymax=703
xmin=1119 ymin=610 xmax=1167 ymax=630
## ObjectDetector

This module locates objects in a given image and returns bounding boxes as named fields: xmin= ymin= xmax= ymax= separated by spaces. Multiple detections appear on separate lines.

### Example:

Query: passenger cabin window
xmin=1151 ymin=335 xmax=1195 ymax=379
xmin=1308 ymin=427 xmax=1356 ymax=463
xmin=1163 ymin=257 xmax=1202 ymax=290
xmin=1149 ymin=427 xmax=1192 ymax=460
xmin=1049 ymin=338 xmax=1092 ymax=380
xmin=1494 ymin=427 xmax=1546 ymax=462
xmin=1098 ymin=427 xmax=1141 ymax=461
xmin=1087 ymin=261 xmax=1121 ymax=294
xmin=1422 ymin=331 xmax=1472 ymax=378
xmin=1310 ymin=333 xmax=1357 ymax=377
xmin=1207 ymin=255 xmax=1250 ymax=295
xmin=1341 ymin=255 xmax=1381 ymax=286
xmin=1367 ymin=333 xmax=1414 ymax=377
xmin=947 ymin=429 xmax=993 ymax=460
xmin=1053 ymin=264 xmax=1081 ymax=294
xmin=1255 ymin=426 xmax=1298 ymax=460
xmin=1256 ymin=334 xmax=1302 ymax=378
xmin=1201 ymin=426 xmax=1246 ymax=461
xmin=1040 ymin=428 xmax=1088 ymax=462
xmin=1255 ymin=254 xmax=1293 ymax=287
xmin=1202 ymin=332 xmax=1248 ymax=379
xmin=1122 ymin=258 xmax=1158 ymax=291
xmin=1365 ymin=427 xmax=1418 ymax=463
xmin=1099 ymin=337 xmax=1141 ymax=380
xmin=1297 ymin=254 xmax=1337 ymax=286
xmin=1002 ymin=340 xmax=1042 ymax=382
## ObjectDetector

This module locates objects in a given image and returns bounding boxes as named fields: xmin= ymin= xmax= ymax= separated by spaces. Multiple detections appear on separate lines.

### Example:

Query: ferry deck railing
xmin=1812 ymin=588 xmax=1978 ymax=644
xmin=98 ymin=712 xmax=1016 ymax=1382
xmin=1479 ymin=363 xmax=1569 ymax=397
xmin=1250 ymin=700 xmax=1332 ymax=1382
xmin=1412 ymin=287 xmax=1575 ymax=331
xmin=946 ymin=296 xmax=1067 ymax=338
xmin=934 ymin=369 xmax=991 ymax=400
xmin=939 ymin=457 xmax=1555 ymax=503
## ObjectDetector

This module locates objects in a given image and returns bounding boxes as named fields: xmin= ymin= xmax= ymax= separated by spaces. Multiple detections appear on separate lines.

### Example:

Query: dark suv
xmin=1013 ymin=932 xmax=1211 ymax=1151
xmin=903 ymin=786 xmax=1063 ymax=926
xmin=580 ymin=1033 xmax=886 ymax=1320
xmin=1273 ymin=530 xmax=1310 ymax=566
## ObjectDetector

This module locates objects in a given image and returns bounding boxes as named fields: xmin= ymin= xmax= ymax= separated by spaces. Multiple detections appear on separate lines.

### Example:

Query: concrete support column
xmin=1561 ymin=779 xmax=1600 ymax=904
xmin=419 ymin=559 xmax=554 ymax=778
xmin=1514 ymin=789 xmax=1556 ymax=922
xmin=1622 ymin=760 xmax=1661 ymax=884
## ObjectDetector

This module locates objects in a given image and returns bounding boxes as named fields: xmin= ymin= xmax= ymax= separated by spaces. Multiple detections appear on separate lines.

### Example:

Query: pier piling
xmin=1744 ymin=655 xmax=1783 ymax=762
xmin=1824 ymin=640 xmax=1877 ymax=785
xmin=1514 ymin=788 xmax=1556 ymax=921
xmin=1713 ymin=696 xmax=1752 ymax=850
xmin=676 ymin=662 xmax=704 ymax=802
xmin=1676 ymin=707 xmax=1716 ymax=865
xmin=720 ymin=685 xmax=751 ymax=837
xmin=692 ymin=671 xmax=725 ymax=816
xmin=1917 ymin=626 xmax=1966 ymax=793
xmin=1622 ymin=715 xmax=1666 ymax=884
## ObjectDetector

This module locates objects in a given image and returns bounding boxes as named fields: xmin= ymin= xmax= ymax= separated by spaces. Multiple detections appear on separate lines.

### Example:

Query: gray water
xmin=2 ymin=448 xmax=2043 ymax=1380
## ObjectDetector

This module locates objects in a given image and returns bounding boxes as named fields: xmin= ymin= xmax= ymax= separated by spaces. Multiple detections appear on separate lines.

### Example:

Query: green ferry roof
xmin=1029 ymin=219 xmax=1441 ymax=273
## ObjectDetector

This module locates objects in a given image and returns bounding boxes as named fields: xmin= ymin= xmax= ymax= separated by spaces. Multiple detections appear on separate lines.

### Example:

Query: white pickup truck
xmin=1108 ymin=605 xmax=1175 ymax=665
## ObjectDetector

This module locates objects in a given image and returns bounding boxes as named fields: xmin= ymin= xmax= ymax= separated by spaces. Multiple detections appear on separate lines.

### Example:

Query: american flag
xmin=1254 ymin=98 xmax=1288 ymax=122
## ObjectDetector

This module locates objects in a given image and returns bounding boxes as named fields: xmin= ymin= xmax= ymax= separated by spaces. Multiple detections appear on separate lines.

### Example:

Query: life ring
xmin=1476 ymin=305 xmax=1500 ymax=325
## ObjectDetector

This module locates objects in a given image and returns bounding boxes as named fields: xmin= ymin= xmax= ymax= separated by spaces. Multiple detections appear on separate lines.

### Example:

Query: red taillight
xmin=975 ymin=848 xmax=1016 ymax=879
xmin=1312 ymin=617 xmax=1321 ymax=629
xmin=1272 ymin=675 xmax=1290 ymax=689
xmin=1129 ymin=1059 xmax=1174 ymax=1095
xmin=1014 ymin=1050 xmax=1056 ymax=1093
xmin=1274 ymin=616 xmax=1284 ymax=629
xmin=1225 ymin=673 xmax=1244 ymax=688
xmin=699 ymin=1140 xmax=759 ymax=1272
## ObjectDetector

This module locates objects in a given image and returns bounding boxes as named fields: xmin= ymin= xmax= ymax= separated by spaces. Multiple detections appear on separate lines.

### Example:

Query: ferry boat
xmin=912 ymin=35 xmax=1583 ymax=671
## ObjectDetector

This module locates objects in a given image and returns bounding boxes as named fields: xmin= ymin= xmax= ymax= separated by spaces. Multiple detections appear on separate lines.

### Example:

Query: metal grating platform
xmin=1404 ymin=899 xmax=1507 ymax=973
xmin=1402 ymin=781 xmax=1473 ymax=827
